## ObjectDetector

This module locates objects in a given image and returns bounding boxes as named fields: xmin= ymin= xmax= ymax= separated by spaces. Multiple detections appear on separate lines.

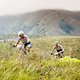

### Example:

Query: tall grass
xmin=0 ymin=37 xmax=80 ymax=80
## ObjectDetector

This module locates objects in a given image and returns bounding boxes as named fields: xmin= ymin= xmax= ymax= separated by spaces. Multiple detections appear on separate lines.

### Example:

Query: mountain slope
xmin=0 ymin=9 xmax=80 ymax=36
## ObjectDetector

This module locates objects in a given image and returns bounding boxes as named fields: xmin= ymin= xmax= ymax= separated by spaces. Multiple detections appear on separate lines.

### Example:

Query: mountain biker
xmin=14 ymin=31 xmax=32 ymax=55
xmin=51 ymin=41 xmax=64 ymax=58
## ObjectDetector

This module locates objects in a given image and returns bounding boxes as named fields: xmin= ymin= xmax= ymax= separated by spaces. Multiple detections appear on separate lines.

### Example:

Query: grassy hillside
xmin=0 ymin=37 xmax=80 ymax=80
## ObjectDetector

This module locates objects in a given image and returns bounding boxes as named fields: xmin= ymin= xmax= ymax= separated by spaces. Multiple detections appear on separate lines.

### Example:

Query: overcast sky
xmin=0 ymin=0 xmax=80 ymax=15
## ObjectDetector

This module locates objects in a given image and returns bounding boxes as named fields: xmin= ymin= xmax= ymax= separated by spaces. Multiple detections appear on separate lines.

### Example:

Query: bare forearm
xmin=51 ymin=47 xmax=55 ymax=53
xmin=51 ymin=49 xmax=54 ymax=53
xmin=60 ymin=45 xmax=64 ymax=52
xmin=15 ymin=39 xmax=20 ymax=46
xmin=15 ymin=42 xmax=19 ymax=46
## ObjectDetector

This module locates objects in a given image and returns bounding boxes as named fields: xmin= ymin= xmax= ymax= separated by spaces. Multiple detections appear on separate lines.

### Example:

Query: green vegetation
xmin=0 ymin=37 xmax=80 ymax=80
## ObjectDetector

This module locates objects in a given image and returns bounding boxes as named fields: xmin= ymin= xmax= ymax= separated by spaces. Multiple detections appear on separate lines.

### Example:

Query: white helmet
xmin=18 ymin=31 xmax=24 ymax=36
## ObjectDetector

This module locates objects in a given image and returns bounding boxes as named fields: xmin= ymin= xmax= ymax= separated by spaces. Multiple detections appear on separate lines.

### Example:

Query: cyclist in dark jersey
xmin=51 ymin=41 xmax=64 ymax=58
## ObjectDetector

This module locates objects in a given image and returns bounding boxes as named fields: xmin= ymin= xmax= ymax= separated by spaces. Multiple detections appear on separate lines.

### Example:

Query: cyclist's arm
xmin=15 ymin=38 xmax=21 ymax=47
xmin=51 ymin=46 xmax=56 ymax=53
xmin=60 ymin=45 xmax=64 ymax=52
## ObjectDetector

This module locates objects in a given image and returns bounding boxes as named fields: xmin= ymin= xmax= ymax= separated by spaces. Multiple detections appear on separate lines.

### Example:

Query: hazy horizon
xmin=0 ymin=0 xmax=80 ymax=16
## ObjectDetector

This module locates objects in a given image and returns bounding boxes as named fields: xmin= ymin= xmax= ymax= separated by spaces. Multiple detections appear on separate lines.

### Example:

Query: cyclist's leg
xmin=54 ymin=52 xmax=62 ymax=58
xmin=17 ymin=44 xmax=22 ymax=50
xmin=58 ymin=52 xmax=63 ymax=58
xmin=22 ymin=44 xmax=27 ymax=55
xmin=54 ymin=52 xmax=58 ymax=57
xmin=26 ymin=44 xmax=32 ymax=52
